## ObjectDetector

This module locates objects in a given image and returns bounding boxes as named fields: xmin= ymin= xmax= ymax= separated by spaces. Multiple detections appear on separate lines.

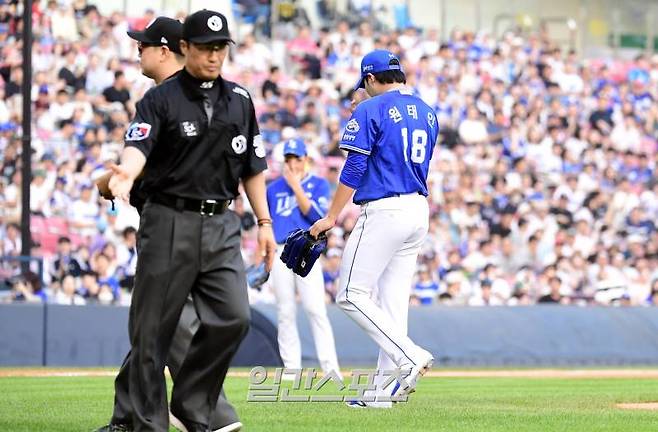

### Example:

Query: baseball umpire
xmin=95 ymin=16 xmax=244 ymax=432
xmin=100 ymin=9 xmax=276 ymax=432
xmin=266 ymin=138 xmax=341 ymax=375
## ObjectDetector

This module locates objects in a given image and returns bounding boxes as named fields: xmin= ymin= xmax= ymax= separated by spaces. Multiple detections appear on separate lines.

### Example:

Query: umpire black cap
xmin=127 ymin=17 xmax=183 ymax=54
xmin=182 ymin=9 xmax=234 ymax=44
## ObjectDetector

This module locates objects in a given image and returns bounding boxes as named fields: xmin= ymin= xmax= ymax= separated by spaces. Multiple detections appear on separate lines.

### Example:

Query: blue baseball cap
xmin=354 ymin=49 xmax=403 ymax=90
xmin=283 ymin=138 xmax=307 ymax=157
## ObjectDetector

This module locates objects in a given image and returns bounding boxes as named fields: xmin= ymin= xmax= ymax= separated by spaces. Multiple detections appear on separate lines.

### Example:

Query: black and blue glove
xmin=280 ymin=229 xmax=327 ymax=277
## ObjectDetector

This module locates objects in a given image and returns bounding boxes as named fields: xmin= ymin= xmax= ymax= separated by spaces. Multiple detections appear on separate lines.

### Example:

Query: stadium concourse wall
xmin=1 ymin=304 xmax=658 ymax=367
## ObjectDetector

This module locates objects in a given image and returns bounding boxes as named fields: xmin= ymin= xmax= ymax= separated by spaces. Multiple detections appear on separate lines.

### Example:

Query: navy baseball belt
xmin=150 ymin=193 xmax=230 ymax=216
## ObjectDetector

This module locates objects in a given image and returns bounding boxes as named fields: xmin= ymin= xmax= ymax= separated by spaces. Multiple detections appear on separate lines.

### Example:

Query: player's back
xmin=343 ymin=89 xmax=439 ymax=204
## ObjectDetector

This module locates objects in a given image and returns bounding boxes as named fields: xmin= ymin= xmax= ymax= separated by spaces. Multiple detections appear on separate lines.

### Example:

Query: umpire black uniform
xmin=109 ymin=11 xmax=268 ymax=432
xmin=101 ymin=17 xmax=242 ymax=432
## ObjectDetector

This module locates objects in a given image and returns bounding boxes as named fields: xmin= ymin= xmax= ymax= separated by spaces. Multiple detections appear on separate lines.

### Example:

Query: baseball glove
xmin=280 ymin=228 xmax=327 ymax=277
xmin=246 ymin=262 xmax=270 ymax=290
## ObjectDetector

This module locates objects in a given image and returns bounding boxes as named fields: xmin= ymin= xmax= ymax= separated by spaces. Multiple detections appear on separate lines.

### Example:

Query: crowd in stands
xmin=1 ymin=1 xmax=658 ymax=307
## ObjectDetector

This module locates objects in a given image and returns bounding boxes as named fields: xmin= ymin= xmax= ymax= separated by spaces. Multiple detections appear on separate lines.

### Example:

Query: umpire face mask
xmin=180 ymin=40 xmax=229 ymax=81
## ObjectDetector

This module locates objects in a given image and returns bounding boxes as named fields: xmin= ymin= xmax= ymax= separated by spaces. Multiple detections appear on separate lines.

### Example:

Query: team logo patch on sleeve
xmin=345 ymin=118 xmax=360 ymax=133
xmin=125 ymin=122 xmax=152 ymax=141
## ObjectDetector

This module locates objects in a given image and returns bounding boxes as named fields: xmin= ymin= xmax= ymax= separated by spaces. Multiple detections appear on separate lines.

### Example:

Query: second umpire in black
xmin=106 ymin=10 xmax=276 ymax=432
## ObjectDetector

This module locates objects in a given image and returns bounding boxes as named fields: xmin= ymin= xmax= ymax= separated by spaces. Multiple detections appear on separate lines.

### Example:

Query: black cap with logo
xmin=127 ymin=17 xmax=183 ymax=54
xmin=182 ymin=9 xmax=234 ymax=44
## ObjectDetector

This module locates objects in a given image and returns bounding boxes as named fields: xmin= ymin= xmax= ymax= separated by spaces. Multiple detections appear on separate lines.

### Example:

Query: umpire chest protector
xmin=125 ymin=68 xmax=266 ymax=201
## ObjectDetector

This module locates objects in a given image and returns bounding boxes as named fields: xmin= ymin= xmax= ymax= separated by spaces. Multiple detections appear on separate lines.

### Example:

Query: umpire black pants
xmin=111 ymin=298 xmax=240 ymax=429
xmin=113 ymin=201 xmax=250 ymax=432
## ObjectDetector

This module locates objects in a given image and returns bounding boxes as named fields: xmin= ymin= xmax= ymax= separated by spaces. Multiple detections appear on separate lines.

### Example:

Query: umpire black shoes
xmin=93 ymin=424 xmax=133 ymax=432
xmin=169 ymin=412 xmax=209 ymax=432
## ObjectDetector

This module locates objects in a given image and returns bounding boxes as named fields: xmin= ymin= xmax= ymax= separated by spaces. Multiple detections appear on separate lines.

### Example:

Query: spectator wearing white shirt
xmin=50 ymin=2 xmax=79 ymax=43
xmin=2 ymin=222 xmax=21 ymax=258
xmin=85 ymin=54 xmax=113 ymax=96
xmin=30 ymin=170 xmax=52 ymax=217
xmin=556 ymin=63 xmax=584 ymax=94
xmin=610 ymin=115 xmax=642 ymax=153
xmin=68 ymin=183 xmax=99 ymax=238
xmin=469 ymin=279 xmax=504 ymax=306
xmin=0 ymin=85 xmax=10 ymax=124
xmin=53 ymin=274 xmax=86 ymax=305
xmin=2 ymin=171 xmax=21 ymax=224
xmin=459 ymin=106 xmax=488 ymax=145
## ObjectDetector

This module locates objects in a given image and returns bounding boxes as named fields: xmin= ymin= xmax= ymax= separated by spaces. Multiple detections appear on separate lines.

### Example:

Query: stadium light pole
xmin=20 ymin=0 xmax=33 ymax=274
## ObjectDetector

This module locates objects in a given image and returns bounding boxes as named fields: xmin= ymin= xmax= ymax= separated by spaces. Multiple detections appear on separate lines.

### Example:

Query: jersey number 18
xmin=401 ymin=128 xmax=427 ymax=164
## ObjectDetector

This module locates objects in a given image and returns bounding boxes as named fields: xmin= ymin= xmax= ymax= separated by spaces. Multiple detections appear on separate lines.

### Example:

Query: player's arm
xmin=309 ymin=151 xmax=365 ymax=238
xmin=309 ymin=103 xmax=372 ymax=238
xmin=307 ymin=184 xmax=355 ymax=238
xmin=326 ymin=183 xmax=355 ymax=221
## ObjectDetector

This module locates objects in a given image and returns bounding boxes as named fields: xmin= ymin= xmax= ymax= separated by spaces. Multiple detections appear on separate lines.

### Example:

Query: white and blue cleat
xmin=346 ymin=400 xmax=392 ymax=409
xmin=392 ymin=350 xmax=434 ymax=399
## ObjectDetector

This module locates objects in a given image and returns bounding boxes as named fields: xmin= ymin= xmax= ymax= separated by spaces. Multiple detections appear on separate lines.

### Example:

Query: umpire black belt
xmin=150 ymin=193 xmax=230 ymax=216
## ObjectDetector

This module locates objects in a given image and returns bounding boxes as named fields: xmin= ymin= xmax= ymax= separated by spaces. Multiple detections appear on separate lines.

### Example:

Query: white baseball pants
xmin=272 ymin=245 xmax=341 ymax=374
xmin=336 ymin=193 xmax=429 ymax=396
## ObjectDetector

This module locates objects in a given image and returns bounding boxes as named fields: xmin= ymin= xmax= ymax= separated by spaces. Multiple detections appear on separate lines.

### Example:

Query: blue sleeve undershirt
xmin=339 ymin=151 xmax=367 ymax=189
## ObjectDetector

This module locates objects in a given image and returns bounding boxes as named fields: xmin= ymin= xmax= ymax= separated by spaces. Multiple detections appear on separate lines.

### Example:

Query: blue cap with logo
xmin=283 ymin=138 xmax=307 ymax=158
xmin=354 ymin=49 xmax=403 ymax=90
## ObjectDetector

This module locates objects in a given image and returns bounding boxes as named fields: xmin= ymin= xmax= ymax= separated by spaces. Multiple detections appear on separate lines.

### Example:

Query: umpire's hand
xmin=258 ymin=225 xmax=276 ymax=272
xmin=95 ymin=171 xmax=115 ymax=200
xmin=108 ymin=163 xmax=135 ymax=202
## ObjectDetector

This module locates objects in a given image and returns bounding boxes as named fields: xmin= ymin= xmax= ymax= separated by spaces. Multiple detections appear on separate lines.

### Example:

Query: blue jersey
xmin=339 ymin=88 xmax=439 ymax=204
xmin=267 ymin=174 xmax=331 ymax=244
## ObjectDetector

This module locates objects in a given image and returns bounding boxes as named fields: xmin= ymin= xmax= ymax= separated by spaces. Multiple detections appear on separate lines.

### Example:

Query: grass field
xmin=0 ymin=370 xmax=657 ymax=431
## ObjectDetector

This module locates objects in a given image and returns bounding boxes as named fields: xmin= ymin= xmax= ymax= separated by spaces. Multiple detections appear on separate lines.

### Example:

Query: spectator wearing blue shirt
xmin=625 ymin=207 xmax=655 ymax=239
xmin=322 ymin=247 xmax=342 ymax=301
xmin=636 ymin=154 xmax=653 ymax=185
xmin=94 ymin=253 xmax=120 ymax=301
xmin=649 ymin=280 xmax=658 ymax=306
xmin=414 ymin=266 xmax=439 ymax=305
